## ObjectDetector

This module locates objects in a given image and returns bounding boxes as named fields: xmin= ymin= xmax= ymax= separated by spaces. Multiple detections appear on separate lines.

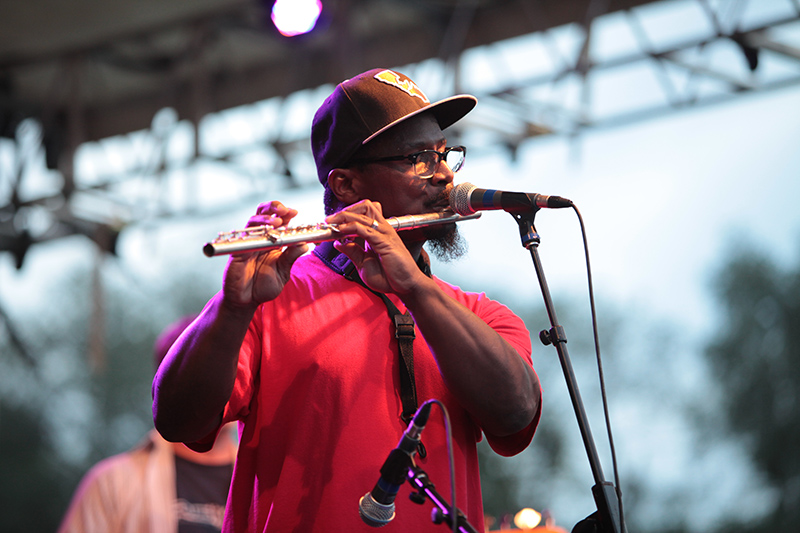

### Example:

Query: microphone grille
xmin=449 ymin=182 xmax=477 ymax=215
xmin=359 ymin=494 xmax=395 ymax=527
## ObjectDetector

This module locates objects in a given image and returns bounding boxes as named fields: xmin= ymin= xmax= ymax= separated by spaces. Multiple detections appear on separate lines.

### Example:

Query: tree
xmin=706 ymin=243 xmax=800 ymax=532
xmin=0 ymin=251 xmax=219 ymax=532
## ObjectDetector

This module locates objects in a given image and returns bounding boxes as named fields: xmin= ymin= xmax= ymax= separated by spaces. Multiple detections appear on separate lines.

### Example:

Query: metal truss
xmin=2 ymin=0 xmax=799 ymax=270
xmin=461 ymin=0 xmax=800 ymax=149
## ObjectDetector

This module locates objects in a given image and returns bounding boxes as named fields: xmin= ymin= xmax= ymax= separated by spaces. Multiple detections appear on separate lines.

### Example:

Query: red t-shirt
xmin=202 ymin=252 xmax=538 ymax=532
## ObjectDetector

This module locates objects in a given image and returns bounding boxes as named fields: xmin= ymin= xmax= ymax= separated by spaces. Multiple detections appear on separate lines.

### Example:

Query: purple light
xmin=271 ymin=0 xmax=323 ymax=37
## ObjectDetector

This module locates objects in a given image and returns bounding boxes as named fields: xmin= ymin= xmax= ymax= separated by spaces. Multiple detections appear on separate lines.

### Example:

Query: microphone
xmin=358 ymin=402 xmax=432 ymax=527
xmin=449 ymin=182 xmax=573 ymax=215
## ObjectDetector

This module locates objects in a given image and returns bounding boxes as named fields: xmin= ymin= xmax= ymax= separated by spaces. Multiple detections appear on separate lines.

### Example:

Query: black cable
xmin=429 ymin=398 xmax=457 ymax=533
xmin=572 ymin=204 xmax=626 ymax=533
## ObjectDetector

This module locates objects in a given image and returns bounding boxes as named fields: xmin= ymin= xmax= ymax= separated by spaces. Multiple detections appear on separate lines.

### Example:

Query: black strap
xmin=350 ymin=274 xmax=427 ymax=459
xmin=313 ymin=242 xmax=426 ymax=424
xmin=373 ymin=290 xmax=418 ymax=424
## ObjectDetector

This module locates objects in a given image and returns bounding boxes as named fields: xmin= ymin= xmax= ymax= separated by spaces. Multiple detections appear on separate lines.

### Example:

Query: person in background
xmin=59 ymin=316 xmax=238 ymax=533
xmin=153 ymin=68 xmax=542 ymax=531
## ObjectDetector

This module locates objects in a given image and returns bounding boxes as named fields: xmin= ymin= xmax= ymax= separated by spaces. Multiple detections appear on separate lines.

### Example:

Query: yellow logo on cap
xmin=374 ymin=70 xmax=430 ymax=104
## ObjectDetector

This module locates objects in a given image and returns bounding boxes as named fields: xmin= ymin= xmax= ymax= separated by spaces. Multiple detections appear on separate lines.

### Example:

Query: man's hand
xmin=327 ymin=200 xmax=425 ymax=295
xmin=222 ymin=201 xmax=308 ymax=308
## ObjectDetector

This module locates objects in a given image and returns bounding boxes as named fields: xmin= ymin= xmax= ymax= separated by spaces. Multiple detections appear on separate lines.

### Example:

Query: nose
xmin=430 ymin=159 xmax=454 ymax=186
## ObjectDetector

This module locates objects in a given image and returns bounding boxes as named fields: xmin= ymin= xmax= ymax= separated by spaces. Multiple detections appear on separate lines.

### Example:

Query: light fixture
xmin=514 ymin=507 xmax=542 ymax=529
xmin=271 ymin=0 xmax=323 ymax=37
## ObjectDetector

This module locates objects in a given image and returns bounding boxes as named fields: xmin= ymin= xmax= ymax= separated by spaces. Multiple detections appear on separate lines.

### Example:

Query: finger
xmin=328 ymin=212 xmax=385 ymax=239
xmin=333 ymin=238 xmax=367 ymax=267
xmin=248 ymin=202 xmax=299 ymax=228
xmin=246 ymin=214 xmax=285 ymax=229
xmin=275 ymin=243 xmax=309 ymax=275
xmin=255 ymin=201 xmax=288 ymax=215
xmin=327 ymin=199 xmax=383 ymax=223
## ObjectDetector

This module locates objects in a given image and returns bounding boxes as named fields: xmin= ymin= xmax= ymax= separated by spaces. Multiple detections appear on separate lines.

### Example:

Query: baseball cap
xmin=311 ymin=68 xmax=477 ymax=185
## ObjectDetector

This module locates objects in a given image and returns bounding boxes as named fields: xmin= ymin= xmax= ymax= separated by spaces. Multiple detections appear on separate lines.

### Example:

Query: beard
xmin=420 ymin=187 xmax=468 ymax=262
xmin=424 ymin=223 xmax=468 ymax=263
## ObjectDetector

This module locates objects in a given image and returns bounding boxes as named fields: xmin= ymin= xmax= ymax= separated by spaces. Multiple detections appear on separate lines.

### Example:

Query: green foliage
xmin=0 ymin=253 xmax=219 ymax=532
xmin=706 ymin=246 xmax=800 ymax=532
xmin=0 ymin=401 xmax=72 ymax=532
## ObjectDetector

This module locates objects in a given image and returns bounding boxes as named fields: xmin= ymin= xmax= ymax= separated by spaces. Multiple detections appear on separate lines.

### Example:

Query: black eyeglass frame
xmin=348 ymin=145 xmax=467 ymax=178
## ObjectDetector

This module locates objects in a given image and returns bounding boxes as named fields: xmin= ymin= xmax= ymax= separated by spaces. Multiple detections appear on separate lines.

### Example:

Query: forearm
xmin=152 ymin=291 xmax=256 ymax=443
xmin=401 ymin=277 xmax=540 ymax=436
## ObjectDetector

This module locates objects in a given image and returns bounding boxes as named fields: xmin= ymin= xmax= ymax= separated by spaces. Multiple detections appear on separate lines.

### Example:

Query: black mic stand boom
xmin=406 ymin=463 xmax=481 ymax=533
xmin=512 ymin=209 xmax=625 ymax=533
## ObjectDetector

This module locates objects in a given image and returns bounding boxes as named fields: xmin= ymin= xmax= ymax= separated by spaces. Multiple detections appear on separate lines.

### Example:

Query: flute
xmin=203 ymin=210 xmax=482 ymax=257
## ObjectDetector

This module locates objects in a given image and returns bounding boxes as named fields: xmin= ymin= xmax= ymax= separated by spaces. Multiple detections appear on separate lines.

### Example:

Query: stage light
xmin=514 ymin=507 xmax=542 ymax=529
xmin=271 ymin=0 xmax=323 ymax=37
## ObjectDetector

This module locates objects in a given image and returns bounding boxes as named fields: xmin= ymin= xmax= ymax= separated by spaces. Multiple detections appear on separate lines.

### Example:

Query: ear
xmin=327 ymin=168 xmax=363 ymax=206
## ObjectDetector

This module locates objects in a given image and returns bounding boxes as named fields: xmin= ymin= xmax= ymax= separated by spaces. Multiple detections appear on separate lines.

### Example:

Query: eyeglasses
xmin=349 ymin=145 xmax=466 ymax=179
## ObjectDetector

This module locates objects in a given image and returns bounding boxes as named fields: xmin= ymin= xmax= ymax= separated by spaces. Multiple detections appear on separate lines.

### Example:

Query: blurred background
xmin=1 ymin=0 xmax=799 ymax=531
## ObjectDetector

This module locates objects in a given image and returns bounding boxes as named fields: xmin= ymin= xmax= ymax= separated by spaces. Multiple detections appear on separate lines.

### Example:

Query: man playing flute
xmin=152 ymin=68 xmax=542 ymax=532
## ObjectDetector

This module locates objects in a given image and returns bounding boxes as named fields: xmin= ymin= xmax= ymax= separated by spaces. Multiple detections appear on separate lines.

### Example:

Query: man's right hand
xmin=222 ymin=201 xmax=309 ymax=309
xmin=153 ymin=201 xmax=308 ymax=444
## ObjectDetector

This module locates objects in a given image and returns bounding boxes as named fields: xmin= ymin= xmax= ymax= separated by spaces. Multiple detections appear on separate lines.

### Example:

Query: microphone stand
xmin=511 ymin=210 xmax=625 ymax=533
xmin=406 ymin=463 xmax=481 ymax=533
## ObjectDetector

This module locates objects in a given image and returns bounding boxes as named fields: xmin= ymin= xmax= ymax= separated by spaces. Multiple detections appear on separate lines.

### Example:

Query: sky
xmin=2 ymin=1 xmax=800 ymax=530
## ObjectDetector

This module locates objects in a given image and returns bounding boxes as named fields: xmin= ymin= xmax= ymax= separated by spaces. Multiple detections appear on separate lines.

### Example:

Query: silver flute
xmin=203 ymin=210 xmax=482 ymax=257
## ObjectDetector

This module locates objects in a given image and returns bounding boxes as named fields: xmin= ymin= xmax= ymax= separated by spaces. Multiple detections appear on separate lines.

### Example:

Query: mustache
xmin=424 ymin=187 xmax=453 ymax=210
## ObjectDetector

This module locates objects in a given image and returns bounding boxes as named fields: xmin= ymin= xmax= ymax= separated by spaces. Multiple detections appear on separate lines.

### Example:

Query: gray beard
xmin=424 ymin=224 xmax=467 ymax=263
